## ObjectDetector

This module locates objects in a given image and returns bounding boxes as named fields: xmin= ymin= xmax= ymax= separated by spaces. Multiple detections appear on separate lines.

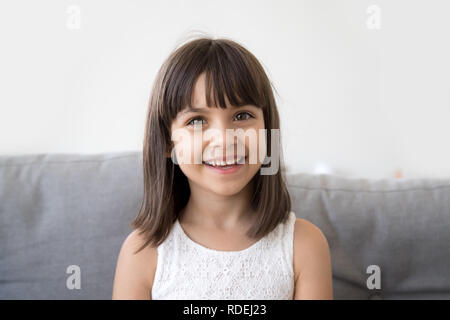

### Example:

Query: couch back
xmin=1 ymin=151 xmax=449 ymax=299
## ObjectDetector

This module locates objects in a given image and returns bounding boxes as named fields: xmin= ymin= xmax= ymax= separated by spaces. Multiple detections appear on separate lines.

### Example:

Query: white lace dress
xmin=151 ymin=211 xmax=297 ymax=300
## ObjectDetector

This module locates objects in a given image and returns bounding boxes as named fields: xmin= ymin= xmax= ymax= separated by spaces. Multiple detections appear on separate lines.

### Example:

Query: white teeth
xmin=204 ymin=156 xmax=245 ymax=167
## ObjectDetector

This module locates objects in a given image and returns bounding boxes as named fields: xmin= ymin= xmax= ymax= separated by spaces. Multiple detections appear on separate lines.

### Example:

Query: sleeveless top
xmin=151 ymin=211 xmax=297 ymax=300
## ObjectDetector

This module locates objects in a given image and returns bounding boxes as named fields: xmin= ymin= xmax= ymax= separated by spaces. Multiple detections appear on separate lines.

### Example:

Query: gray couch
xmin=1 ymin=151 xmax=449 ymax=299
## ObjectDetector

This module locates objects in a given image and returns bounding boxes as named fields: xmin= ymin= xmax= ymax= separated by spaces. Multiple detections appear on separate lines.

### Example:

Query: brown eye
xmin=235 ymin=112 xmax=253 ymax=121
xmin=186 ymin=117 xmax=206 ymax=126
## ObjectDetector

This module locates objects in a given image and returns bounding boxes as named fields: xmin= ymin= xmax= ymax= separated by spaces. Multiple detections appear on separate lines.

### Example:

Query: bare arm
xmin=112 ymin=230 xmax=157 ymax=300
xmin=293 ymin=218 xmax=334 ymax=300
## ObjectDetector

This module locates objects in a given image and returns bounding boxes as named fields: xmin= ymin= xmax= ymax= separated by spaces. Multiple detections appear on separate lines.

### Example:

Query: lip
xmin=203 ymin=155 xmax=246 ymax=163
xmin=202 ymin=156 xmax=246 ymax=175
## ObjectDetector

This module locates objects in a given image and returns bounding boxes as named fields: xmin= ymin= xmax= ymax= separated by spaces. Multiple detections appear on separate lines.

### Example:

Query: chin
xmin=180 ymin=163 xmax=260 ymax=196
xmin=206 ymin=184 xmax=246 ymax=197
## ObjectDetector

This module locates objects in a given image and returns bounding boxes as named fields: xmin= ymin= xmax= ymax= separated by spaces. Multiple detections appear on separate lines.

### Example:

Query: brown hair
xmin=131 ymin=36 xmax=291 ymax=254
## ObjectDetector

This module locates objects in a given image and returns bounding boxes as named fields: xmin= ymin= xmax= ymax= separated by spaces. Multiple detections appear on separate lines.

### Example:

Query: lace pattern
xmin=151 ymin=211 xmax=297 ymax=300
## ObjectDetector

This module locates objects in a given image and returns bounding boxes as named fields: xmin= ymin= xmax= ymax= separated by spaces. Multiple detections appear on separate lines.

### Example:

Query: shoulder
xmin=121 ymin=229 xmax=158 ymax=267
xmin=112 ymin=229 xmax=158 ymax=299
xmin=292 ymin=218 xmax=333 ymax=298
xmin=293 ymin=217 xmax=329 ymax=249
xmin=293 ymin=218 xmax=330 ymax=276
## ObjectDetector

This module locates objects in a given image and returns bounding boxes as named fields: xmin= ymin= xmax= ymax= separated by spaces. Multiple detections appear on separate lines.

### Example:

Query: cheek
xmin=170 ymin=125 xmax=204 ymax=165
xmin=174 ymin=137 xmax=203 ymax=165
xmin=243 ymin=127 xmax=266 ymax=166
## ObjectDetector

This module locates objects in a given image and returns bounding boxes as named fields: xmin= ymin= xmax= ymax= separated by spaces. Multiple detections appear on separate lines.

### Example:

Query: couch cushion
xmin=286 ymin=173 xmax=450 ymax=299
xmin=0 ymin=151 xmax=142 ymax=299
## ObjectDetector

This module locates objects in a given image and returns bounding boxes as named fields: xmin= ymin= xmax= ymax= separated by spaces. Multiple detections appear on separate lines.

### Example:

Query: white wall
xmin=0 ymin=0 xmax=449 ymax=179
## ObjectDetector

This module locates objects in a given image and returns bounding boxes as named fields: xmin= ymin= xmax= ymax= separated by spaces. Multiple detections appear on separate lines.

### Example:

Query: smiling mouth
xmin=202 ymin=156 xmax=247 ymax=169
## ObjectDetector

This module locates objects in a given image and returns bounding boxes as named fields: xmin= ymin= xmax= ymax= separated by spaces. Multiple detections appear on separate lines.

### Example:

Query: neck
xmin=179 ymin=179 xmax=256 ymax=231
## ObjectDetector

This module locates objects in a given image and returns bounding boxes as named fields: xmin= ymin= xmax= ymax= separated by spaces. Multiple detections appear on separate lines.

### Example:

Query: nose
xmin=203 ymin=121 xmax=237 ymax=159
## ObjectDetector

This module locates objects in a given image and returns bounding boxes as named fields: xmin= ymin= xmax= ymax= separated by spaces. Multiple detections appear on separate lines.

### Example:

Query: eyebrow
xmin=178 ymin=107 xmax=209 ymax=117
xmin=178 ymin=105 xmax=255 ymax=118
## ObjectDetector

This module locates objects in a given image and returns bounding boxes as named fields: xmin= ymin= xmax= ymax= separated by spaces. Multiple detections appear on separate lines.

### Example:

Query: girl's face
xmin=169 ymin=73 xmax=266 ymax=197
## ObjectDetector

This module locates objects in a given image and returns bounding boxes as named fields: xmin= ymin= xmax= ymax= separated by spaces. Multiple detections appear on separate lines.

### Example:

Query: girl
xmin=112 ymin=37 xmax=333 ymax=300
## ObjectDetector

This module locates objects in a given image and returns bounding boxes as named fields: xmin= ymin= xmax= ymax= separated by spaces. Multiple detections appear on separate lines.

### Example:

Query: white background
xmin=0 ymin=0 xmax=449 ymax=179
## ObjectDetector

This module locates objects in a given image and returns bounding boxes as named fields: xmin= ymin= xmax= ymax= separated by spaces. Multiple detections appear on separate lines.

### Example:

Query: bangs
xmin=161 ymin=39 xmax=268 ymax=125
